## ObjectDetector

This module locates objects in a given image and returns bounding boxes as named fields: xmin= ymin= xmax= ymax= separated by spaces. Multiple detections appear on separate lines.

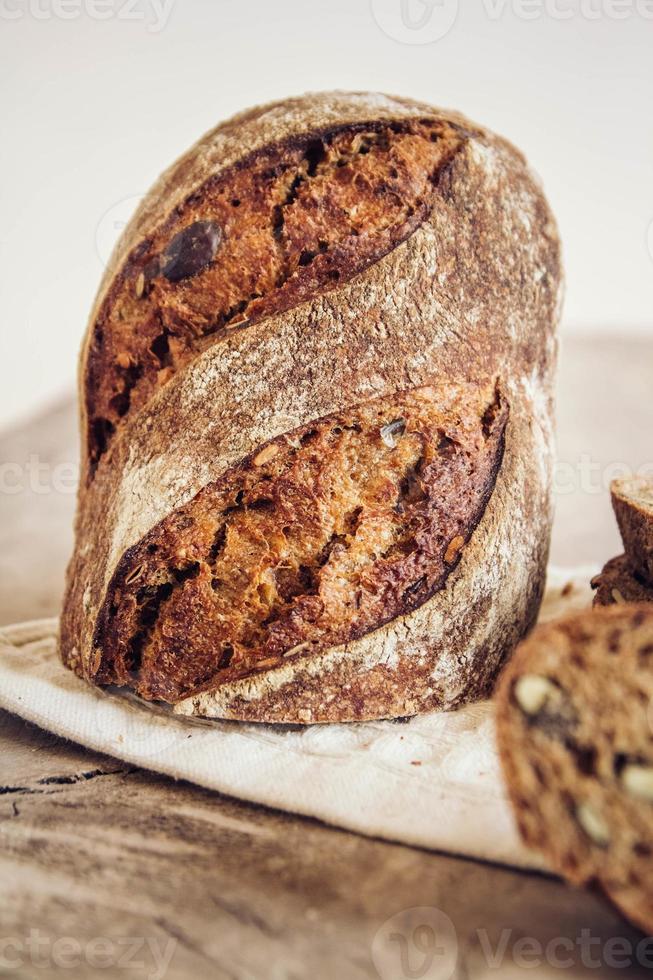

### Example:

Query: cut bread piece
xmin=592 ymin=555 xmax=653 ymax=608
xmin=496 ymin=605 xmax=653 ymax=934
xmin=612 ymin=477 xmax=653 ymax=586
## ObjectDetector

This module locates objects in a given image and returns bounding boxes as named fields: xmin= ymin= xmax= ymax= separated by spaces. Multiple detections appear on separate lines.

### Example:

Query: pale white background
xmin=1 ymin=0 xmax=652 ymax=430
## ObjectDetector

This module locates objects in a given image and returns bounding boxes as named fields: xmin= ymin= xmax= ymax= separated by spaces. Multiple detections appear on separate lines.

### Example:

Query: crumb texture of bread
xmin=59 ymin=91 xmax=562 ymax=722
xmin=592 ymin=555 xmax=653 ymax=608
xmin=85 ymin=119 xmax=462 ymax=474
xmin=93 ymin=383 xmax=507 ymax=702
xmin=496 ymin=605 xmax=653 ymax=934
xmin=611 ymin=477 xmax=653 ymax=586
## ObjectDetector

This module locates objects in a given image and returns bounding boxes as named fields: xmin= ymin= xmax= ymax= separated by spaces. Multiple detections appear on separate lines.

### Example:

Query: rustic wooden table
xmin=1 ymin=335 xmax=652 ymax=979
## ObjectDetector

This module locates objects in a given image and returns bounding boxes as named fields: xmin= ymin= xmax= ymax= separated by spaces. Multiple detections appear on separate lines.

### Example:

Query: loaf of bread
xmin=59 ymin=92 xmax=562 ymax=722
xmin=593 ymin=478 xmax=653 ymax=609
xmin=496 ymin=606 xmax=653 ymax=934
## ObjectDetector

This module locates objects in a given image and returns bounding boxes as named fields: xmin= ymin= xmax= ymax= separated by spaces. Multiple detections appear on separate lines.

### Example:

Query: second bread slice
xmin=496 ymin=605 xmax=653 ymax=934
xmin=612 ymin=477 xmax=653 ymax=585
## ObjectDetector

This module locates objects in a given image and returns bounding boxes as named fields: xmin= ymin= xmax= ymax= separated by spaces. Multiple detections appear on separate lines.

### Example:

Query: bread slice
xmin=612 ymin=477 xmax=653 ymax=585
xmin=496 ymin=605 xmax=653 ymax=934
xmin=591 ymin=555 xmax=653 ymax=608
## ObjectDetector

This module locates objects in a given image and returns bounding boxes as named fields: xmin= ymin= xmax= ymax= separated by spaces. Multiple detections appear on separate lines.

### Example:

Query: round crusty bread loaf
xmin=59 ymin=91 xmax=562 ymax=722
xmin=496 ymin=605 xmax=653 ymax=934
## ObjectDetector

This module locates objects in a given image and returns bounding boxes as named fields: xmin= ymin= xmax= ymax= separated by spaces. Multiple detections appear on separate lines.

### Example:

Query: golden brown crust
xmin=60 ymin=91 xmax=562 ymax=722
xmin=93 ymin=382 xmax=507 ymax=703
xmin=84 ymin=119 xmax=463 ymax=473
xmin=496 ymin=606 xmax=653 ymax=934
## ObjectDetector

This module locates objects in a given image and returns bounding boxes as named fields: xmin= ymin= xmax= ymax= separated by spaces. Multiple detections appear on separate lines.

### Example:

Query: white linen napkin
xmin=0 ymin=567 xmax=596 ymax=869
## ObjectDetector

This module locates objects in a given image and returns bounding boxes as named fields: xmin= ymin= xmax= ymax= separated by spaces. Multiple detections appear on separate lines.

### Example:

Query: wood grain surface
xmin=1 ymin=334 xmax=653 ymax=979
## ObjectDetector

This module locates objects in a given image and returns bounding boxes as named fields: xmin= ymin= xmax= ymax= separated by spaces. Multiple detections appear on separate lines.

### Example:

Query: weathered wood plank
xmin=2 ymin=336 xmax=653 ymax=978
xmin=0 ymin=711 xmax=645 ymax=979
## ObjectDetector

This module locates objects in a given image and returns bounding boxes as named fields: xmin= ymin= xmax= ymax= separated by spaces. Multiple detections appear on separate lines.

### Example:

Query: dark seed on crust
xmin=161 ymin=220 xmax=222 ymax=283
